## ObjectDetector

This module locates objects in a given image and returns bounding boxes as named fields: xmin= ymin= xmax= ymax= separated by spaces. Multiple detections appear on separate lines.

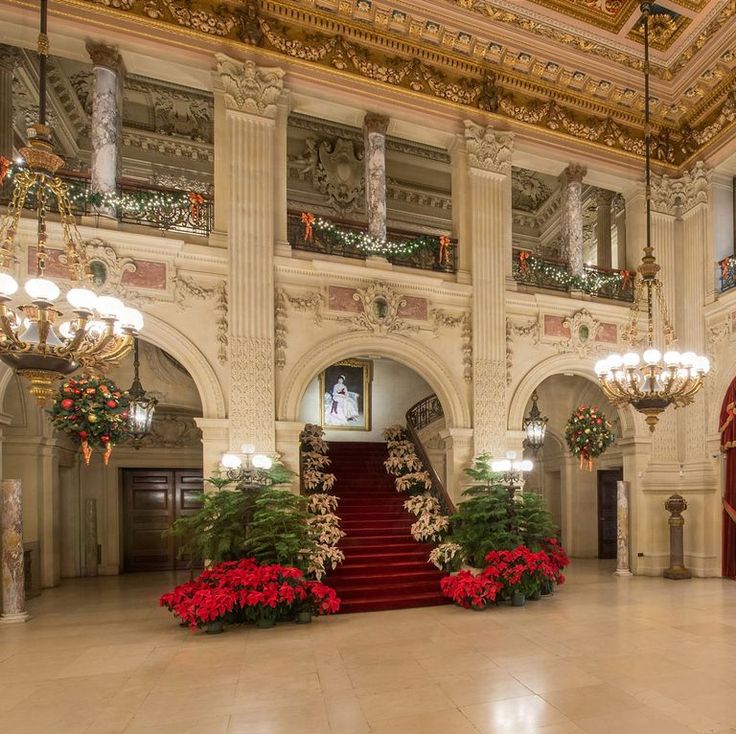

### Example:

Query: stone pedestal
xmin=84 ymin=499 xmax=98 ymax=577
xmin=86 ymin=42 xmax=123 ymax=212
xmin=0 ymin=45 xmax=19 ymax=160
xmin=663 ymin=493 xmax=691 ymax=580
xmin=363 ymin=113 xmax=389 ymax=242
xmin=1 ymin=479 xmax=30 ymax=623
xmin=614 ymin=480 xmax=632 ymax=576
xmin=560 ymin=164 xmax=587 ymax=278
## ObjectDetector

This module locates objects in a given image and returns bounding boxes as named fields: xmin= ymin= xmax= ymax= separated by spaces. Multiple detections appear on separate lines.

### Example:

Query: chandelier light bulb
xmin=643 ymin=348 xmax=661 ymax=365
xmin=252 ymin=454 xmax=273 ymax=470
xmin=696 ymin=356 xmax=710 ymax=374
xmin=520 ymin=460 xmax=534 ymax=472
xmin=622 ymin=352 xmax=640 ymax=368
xmin=96 ymin=296 xmax=125 ymax=320
xmin=491 ymin=459 xmax=511 ymax=472
xmin=58 ymin=321 xmax=74 ymax=339
xmin=0 ymin=272 xmax=19 ymax=297
xmin=680 ymin=352 xmax=696 ymax=368
xmin=25 ymin=277 xmax=60 ymax=302
xmin=221 ymin=453 xmax=242 ymax=469
xmin=607 ymin=354 xmax=623 ymax=369
xmin=594 ymin=359 xmax=609 ymax=376
xmin=120 ymin=307 xmax=144 ymax=332
xmin=66 ymin=287 xmax=98 ymax=311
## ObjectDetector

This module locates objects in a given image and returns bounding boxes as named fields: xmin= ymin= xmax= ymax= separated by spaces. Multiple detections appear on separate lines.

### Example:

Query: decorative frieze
xmin=433 ymin=308 xmax=472 ymax=381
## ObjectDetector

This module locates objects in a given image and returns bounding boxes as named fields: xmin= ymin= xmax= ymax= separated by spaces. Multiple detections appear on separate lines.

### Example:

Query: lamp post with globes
xmin=220 ymin=443 xmax=274 ymax=491
xmin=491 ymin=451 xmax=534 ymax=499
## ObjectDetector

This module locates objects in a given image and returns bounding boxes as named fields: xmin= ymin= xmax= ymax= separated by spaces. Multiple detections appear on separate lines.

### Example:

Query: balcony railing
xmin=288 ymin=210 xmax=457 ymax=274
xmin=1 ymin=171 xmax=213 ymax=237
xmin=512 ymin=249 xmax=635 ymax=303
xmin=719 ymin=256 xmax=736 ymax=293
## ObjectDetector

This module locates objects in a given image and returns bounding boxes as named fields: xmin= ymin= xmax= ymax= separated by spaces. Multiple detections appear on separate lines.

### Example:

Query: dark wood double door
xmin=123 ymin=469 xmax=203 ymax=572
xmin=597 ymin=469 xmax=622 ymax=559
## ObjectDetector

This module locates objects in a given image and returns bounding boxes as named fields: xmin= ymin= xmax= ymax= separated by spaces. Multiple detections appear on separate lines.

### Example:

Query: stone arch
xmin=508 ymin=352 xmax=638 ymax=439
xmin=279 ymin=331 xmax=471 ymax=429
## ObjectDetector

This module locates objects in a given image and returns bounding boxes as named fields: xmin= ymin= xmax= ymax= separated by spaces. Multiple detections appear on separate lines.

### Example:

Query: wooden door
xmin=122 ymin=469 xmax=203 ymax=572
xmin=597 ymin=469 xmax=622 ymax=559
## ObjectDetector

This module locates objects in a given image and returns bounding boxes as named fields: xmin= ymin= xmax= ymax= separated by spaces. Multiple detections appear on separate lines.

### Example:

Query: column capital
xmin=0 ymin=44 xmax=20 ymax=74
xmin=85 ymin=41 xmax=124 ymax=74
xmin=559 ymin=163 xmax=587 ymax=185
xmin=363 ymin=112 xmax=389 ymax=135
xmin=651 ymin=160 xmax=710 ymax=216
xmin=463 ymin=120 xmax=513 ymax=174
xmin=215 ymin=53 xmax=285 ymax=118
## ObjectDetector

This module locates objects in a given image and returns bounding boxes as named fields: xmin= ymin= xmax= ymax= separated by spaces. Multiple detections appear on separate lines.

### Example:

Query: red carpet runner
xmin=326 ymin=441 xmax=449 ymax=613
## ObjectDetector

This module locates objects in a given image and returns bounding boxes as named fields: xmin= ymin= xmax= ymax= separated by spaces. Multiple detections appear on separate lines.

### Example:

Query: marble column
xmin=613 ymin=194 xmax=627 ymax=270
xmin=1 ymin=479 xmax=29 ymax=623
xmin=614 ymin=480 xmax=632 ymax=576
xmin=84 ymin=499 xmax=97 ymax=577
xmin=559 ymin=163 xmax=587 ymax=278
xmin=86 ymin=42 xmax=123 ymax=206
xmin=0 ymin=45 xmax=19 ymax=161
xmin=215 ymin=54 xmax=285 ymax=453
xmin=464 ymin=122 xmax=513 ymax=457
xmin=363 ymin=113 xmax=389 ymax=241
xmin=596 ymin=190 xmax=614 ymax=269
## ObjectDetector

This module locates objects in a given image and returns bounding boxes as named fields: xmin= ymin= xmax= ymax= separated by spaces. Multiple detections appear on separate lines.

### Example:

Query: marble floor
xmin=2 ymin=561 xmax=736 ymax=734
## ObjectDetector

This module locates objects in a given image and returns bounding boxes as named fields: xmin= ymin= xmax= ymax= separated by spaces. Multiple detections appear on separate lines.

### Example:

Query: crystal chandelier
xmin=0 ymin=0 xmax=141 ymax=402
xmin=127 ymin=338 xmax=157 ymax=447
xmin=593 ymin=2 xmax=709 ymax=433
xmin=522 ymin=390 xmax=548 ymax=455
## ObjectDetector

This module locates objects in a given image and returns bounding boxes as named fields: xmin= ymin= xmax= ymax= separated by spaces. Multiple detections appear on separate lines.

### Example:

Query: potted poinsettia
xmin=440 ymin=567 xmax=503 ymax=610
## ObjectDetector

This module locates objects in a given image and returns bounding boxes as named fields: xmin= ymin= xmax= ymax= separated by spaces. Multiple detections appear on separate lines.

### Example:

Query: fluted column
xmin=363 ymin=113 xmax=389 ymax=241
xmin=559 ymin=164 xmax=587 ymax=277
xmin=0 ymin=45 xmax=19 ymax=160
xmin=596 ymin=190 xmax=614 ymax=269
xmin=464 ymin=122 xmax=513 ymax=457
xmin=1 ymin=479 xmax=29 ymax=623
xmin=215 ymin=54 xmax=284 ymax=453
xmin=86 ymin=42 xmax=123 ymax=207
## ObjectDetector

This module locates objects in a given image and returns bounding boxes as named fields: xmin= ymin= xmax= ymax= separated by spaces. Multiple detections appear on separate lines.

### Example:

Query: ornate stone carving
xmin=215 ymin=54 xmax=284 ymax=118
xmin=555 ymin=309 xmax=607 ymax=358
xmin=139 ymin=412 xmax=202 ymax=449
xmin=473 ymin=359 xmax=506 ymax=456
xmin=341 ymin=281 xmax=417 ymax=335
xmin=152 ymin=89 xmax=212 ymax=141
xmin=464 ymin=121 xmax=513 ymax=174
xmin=0 ymin=43 xmax=21 ymax=73
xmin=652 ymin=161 xmax=711 ymax=215
xmin=85 ymin=41 xmax=123 ymax=72
xmin=506 ymin=318 xmax=541 ymax=384
xmin=433 ymin=309 xmax=472 ymax=382
xmin=121 ymin=131 xmax=213 ymax=162
xmin=229 ymin=336 xmax=275 ymax=450
xmin=174 ymin=278 xmax=228 ymax=365
xmin=274 ymin=288 xmax=287 ymax=370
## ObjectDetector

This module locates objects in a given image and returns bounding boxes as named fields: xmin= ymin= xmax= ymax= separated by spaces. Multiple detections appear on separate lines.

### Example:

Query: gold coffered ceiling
xmin=18 ymin=0 xmax=736 ymax=170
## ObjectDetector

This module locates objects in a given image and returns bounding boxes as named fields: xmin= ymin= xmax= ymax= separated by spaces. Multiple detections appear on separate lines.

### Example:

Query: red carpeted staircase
xmin=326 ymin=441 xmax=449 ymax=614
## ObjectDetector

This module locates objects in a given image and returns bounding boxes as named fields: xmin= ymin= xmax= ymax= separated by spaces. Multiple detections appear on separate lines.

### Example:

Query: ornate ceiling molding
xmin=39 ymin=0 xmax=736 ymax=168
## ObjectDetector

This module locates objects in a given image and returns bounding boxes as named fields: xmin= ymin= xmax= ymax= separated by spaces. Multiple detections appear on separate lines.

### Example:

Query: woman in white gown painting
xmin=327 ymin=374 xmax=360 ymax=424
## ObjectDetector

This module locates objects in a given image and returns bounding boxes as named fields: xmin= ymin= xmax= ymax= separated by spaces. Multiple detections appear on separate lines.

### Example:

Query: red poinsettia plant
xmin=441 ymin=568 xmax=503 ymax=610
xmin=160 ymin=558 xmax=340 ymax=630
xmin=485 ymin=545 xmax=559 ymax=598
xmin=543 ymin=537 xmax=570 ymax=585
xmin=50 ymin=373 xmax=130 ymax=465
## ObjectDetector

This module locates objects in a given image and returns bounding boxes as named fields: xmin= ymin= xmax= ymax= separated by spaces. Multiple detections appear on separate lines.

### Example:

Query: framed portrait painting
xmin=320 ymin=359 xmax=372 ymax=431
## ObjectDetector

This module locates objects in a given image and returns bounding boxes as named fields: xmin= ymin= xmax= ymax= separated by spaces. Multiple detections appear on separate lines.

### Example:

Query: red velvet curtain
xmin=720 ymin=379 xmax=736 ymax=578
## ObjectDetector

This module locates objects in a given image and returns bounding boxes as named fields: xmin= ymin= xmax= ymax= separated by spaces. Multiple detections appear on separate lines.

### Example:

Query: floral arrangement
xmin=565 ymin=404 xmax=615 ymax=470
xmin=384 ymin=424 xmax=449 ymax=544
xmin=429 ymin=542 xmax=465 ymax=572
xmin=50 ymin=373 xmax=130 ymax=465
xmin=300 ymin=424 xmax=344 ymax=579
xmin=485 ymin=546 xmax=558 ymax=599
xmin=440 ymin=569 xmax=502 ymax=610
xmin=159 ymin=558 xmax=340 ymax=630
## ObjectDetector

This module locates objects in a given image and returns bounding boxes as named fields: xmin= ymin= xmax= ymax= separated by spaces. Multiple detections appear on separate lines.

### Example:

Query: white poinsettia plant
xmin=395 ymin=471 xmax=433 ymax=493
xmin=404 ymin=494 xmax=441 ymax=517
xmin=299 ymin=423 xmax=344 ymax=580
xmin=428 ymin=542 xmax=465 ymax=572
xmin=411 ymin=513 xmax=450 ymax=543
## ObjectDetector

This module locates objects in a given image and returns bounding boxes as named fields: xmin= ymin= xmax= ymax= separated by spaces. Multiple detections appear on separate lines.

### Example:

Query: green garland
xmin=50 ymin=374 xmax=130 ymax=465
xmin=302 ymin=212 xmax=451 ymax=260
xmin=564 ymin=405 xmax=615 ymax=470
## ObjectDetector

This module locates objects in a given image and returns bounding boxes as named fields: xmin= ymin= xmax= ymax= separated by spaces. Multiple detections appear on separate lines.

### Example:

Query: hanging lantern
xmin=522 ymin=390 xmax=548 ymax=454
xmin=127 ymin=338 xmax=157 ymax=447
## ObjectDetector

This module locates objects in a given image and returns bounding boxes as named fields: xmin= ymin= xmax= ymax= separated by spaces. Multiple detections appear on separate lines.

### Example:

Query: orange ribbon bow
xmin=518 ymin=250 xmax=531 ymax=274
xmin=187 ymin=191 xmax=205 ymax=220
xmin=438 ymin=235 xmax=451 ymax=265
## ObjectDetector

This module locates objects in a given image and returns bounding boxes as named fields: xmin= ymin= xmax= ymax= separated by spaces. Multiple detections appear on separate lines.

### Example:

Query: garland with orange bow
xmin=187 ymin=191 xmax=205 ymax=220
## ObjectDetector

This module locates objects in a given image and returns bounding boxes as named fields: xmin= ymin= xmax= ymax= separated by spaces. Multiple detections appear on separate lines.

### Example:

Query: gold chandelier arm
xmin=0 ymin=175 xmax=35 ymax=269
xmin=49 ymin=177 xmax=89 ymax=281
xmin=652 ymin=280 xmax=677 ymax=346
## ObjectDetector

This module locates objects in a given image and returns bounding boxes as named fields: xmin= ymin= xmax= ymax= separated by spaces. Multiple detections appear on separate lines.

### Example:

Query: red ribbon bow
xmin=518 ymin=250 xmax=531 ymax=274
xmin=301 ymin=212 xmax=316 ymax=242
xmin=438 ymin=235 xmax=451 ymax=265
xmin=620 ymin=269 xmax=631 ymax=286
xmin=187 ymin=191 xmax=205 ymax=220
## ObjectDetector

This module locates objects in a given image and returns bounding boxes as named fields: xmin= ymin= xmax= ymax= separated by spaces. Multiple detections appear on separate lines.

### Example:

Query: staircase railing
xmin=406 ymin=395 xmax=455 ymax=514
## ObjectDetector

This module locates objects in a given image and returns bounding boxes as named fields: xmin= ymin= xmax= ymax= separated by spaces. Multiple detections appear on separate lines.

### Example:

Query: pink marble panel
xmin=544 ymin=314 xmax=570 ymax=338
xmin=121 ymin=261 xmax=167 ymax=290
xmin=27 ymin=247 xmax=67 ymax=278
xmin=398 ymin=296 xmax=428 ymax=321
xmin=596 ymin=323 xmax=618 ymax=343
xmin=328 ymin=286 xmax=361 ymax=313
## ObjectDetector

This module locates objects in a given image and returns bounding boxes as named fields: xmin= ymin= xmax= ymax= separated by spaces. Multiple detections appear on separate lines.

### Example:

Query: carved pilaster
xmin=474 ymin=359 xmax=507 ymax=457
xmin=560 ymin=163 xmax=587 ymax=278
xmin=215 ymin=54 xmax=284 ymax=118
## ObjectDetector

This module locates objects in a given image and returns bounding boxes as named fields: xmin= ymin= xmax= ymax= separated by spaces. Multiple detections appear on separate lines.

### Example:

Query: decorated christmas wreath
xmin=565 ymin=405 xmax=615 ymax=470
xmin=50 ymin=374 xmax=130 ymax=465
